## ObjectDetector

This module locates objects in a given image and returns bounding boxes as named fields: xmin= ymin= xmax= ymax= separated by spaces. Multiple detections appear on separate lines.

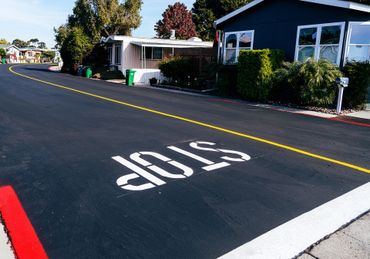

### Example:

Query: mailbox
xmin=336 ymin=77 xmax=349 ymax=88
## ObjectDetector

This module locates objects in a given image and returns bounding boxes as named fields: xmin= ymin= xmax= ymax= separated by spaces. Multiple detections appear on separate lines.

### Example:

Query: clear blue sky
xmin=0 ymin=0 xmax=195 ymax=49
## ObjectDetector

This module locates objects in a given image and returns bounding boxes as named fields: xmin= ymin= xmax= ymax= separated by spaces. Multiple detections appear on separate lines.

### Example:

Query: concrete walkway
xmin=0 ymin=218 xmax=15 ymax=259
xmin=347 ymin=110 xmax=370 ymax=120
xmin=297 ymin=212 xmax=370 ymax=259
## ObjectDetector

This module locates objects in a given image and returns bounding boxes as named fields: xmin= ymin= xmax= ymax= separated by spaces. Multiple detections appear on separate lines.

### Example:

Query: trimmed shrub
xmin=342 ymin=61 xmax=370 ymax=109
xmin=217 ymin=65 xmax=238 ymax=97
xmin=159 ymin=56 xmax=195 ymax=83
xmin=237 ymin=49 xmax=273 ymax=101
xmin=271 ymin=59 xmax=342 ymax=107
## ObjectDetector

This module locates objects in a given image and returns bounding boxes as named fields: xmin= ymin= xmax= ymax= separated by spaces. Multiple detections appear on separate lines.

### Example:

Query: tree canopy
xmin=12 ymin=39 xmax=29 ymax=48
xmin=55 ymin=0 xmax=143 ymax=71
xmin=0 ymin=39 xmax=9 ymax=44
xmin=192 ymin=0 xmax=252 ymax=41
xmin=155 ymin=2 xmax=197 ymax=40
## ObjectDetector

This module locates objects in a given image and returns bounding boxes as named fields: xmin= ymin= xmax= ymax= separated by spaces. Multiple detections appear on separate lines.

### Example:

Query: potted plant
xmin=149 ymin=77 xmax=158 ymax=86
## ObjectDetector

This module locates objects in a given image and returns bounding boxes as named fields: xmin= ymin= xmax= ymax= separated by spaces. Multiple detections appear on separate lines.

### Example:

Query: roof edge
xmin=301 ymin=0 xmax=370 ymax=13
xmin=214 ymin=0 xmax=264 ymax=27
xmin=214 ymin=0 xmax=370 ymax=27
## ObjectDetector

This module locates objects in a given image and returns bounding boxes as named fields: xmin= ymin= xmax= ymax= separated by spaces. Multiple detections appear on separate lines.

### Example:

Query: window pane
xmin=153 ymin=47 xmax=163 ymax=59
xmin=298 ymin=46 xmax=315 ymax=62
xmin=321 ymin=25 xmax=341 ymax=44
xmin=320 ymin=46 xmax=338 ymax=64
xmin=350 ymin=25 xmax=370 ymax=45
xmin=145 ymin=47 xmax=152 ymax=59
xmin=108 ymin=47 xmax=112 ymax=64
xmin=347 ymin=45 xmax=370 ymax=62
xmin=299 ymin=28 xmax=317 ymax=45
xmin=225 ymin=49 xmax=236 ymax=63
xmin=239 ymin=32 xmax=252 ymax=48
xmin=115 ymin=45 xmax=121 ymax=64
xmin=226 ymin=34 xmax=237 ymax=48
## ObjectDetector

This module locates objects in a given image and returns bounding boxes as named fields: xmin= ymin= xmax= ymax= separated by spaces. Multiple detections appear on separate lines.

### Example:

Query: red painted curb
xmin=209 ymin=98 xmax=370 ymax=127
xmin=0 ymin=186 xmax=48 ymax=259
xmin=329 ymin=118 xmax=370 ymax=128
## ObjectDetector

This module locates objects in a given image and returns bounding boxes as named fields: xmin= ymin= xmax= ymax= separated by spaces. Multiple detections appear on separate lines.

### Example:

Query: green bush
xmin=237 ymin=49 xmax=273 ymax=101
xmin=0 ymin=48 xmax=6 ymax=59
xmin=271 ymin=59 xmax=342 ymax=107
xmin=159 ymin=56 xmax=195 ymax=83
xmin=217 ymin=65 xmax=238 ymax=97
xmin=268 ymin=49 xmax=285 ymax=70
xmin=342 ymin=61 xmax=370 ymax=109
xmin=270 ymin=62 xmax=302 ymax=104
xmin=92 ymin=67 xmax=125 ymax=80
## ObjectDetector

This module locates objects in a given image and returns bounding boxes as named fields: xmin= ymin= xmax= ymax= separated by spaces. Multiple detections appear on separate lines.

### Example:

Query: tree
xmin=192 ymin=0 xmax=252 ymax=41
xmin=55 ymin=0 xmax=143 ymax=71
xmin=0 ymin=39 xmax=9 ymax=44
xmin=12 ymin=39 xmax=29 ymax=48
xmin=42 ymin=51 xmax=56 ymax=60
xmin=60 ymin=27 xmax=93 ymax=70
xmin=66 ymin=0 xmax=142 ymax=38
xmin=28 ymin=38 xmax=39 ymax=47
xmin=38 ymin=42 xmax=47 ymax=49
xmin=68 ymin=0 xmax=100 ymax=41
xmin=155 ymin=2 xmax=197 ymax=40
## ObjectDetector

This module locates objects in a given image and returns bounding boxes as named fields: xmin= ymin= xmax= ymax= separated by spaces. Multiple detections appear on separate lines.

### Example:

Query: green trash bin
xmin=126 ymin=69 xmax=136 ymax=86
xmin=85 ymin=67 xmax=93 ymax=78
xmin=1 ymin=58 xmax=6 ymax=64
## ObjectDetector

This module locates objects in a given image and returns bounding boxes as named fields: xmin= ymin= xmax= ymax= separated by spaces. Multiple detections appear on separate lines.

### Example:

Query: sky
xmin=0 ymin=0 xmax=195 ymax=49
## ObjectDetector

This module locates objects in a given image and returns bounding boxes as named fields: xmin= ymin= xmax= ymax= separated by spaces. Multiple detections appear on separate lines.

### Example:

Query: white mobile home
xmin=101 ymin=36 xmax=214 ymax=85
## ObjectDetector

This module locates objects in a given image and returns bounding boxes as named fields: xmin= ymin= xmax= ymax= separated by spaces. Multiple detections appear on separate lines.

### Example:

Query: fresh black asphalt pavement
xmin=0 ymin=64 xmax=369 ymax=258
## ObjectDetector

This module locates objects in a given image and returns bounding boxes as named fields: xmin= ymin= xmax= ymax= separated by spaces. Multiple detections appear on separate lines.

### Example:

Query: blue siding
xmin=217 ymin=0 xmax=370 ymax=61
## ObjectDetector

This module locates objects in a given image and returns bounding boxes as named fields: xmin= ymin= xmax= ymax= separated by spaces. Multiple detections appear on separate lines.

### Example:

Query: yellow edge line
xmin=8 ymin=65 xmax=370 ymax=174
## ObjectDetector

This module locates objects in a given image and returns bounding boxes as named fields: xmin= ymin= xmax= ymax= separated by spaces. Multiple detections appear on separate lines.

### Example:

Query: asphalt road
xmin=0 ymin=64 xmax=369 ymax=258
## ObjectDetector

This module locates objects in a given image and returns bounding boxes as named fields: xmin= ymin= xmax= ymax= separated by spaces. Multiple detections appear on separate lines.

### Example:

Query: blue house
xmin=214 ymin=0 xmax=370 ymax=66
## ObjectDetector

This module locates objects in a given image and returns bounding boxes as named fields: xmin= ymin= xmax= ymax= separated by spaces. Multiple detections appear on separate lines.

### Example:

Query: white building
xmin=101 ymin=36 xmax=214 ymax=85
xmin=0 ymin=44 xmax=20 ymax=63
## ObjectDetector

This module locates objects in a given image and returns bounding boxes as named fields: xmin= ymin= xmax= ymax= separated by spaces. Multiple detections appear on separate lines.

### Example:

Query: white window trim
xmin=223 ymin=30 xmax=254 ymax=64
xmin=294 ymin=22 xmax=345 ymax=66
xmin=344 ymin=21 xmax=370 ymax=64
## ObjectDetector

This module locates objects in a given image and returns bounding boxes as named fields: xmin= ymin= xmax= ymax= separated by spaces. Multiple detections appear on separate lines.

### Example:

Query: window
xmin=107 ymin=46 xmax=112 ymax=64
xmin=144 ymin=47 xmax=163 ymax=60
xmin=295 ymin=22 xmax=345 ymax=65
xmin=223 ymin=30 xmax=254 ymax=64
xmin=345 ymin=22 xmax=370 ymax=62
xmin=114 ymin=44 xmax=122 ymax=65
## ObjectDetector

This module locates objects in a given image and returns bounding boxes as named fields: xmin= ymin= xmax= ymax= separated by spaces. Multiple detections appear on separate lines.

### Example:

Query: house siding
xmin=217 ymin=0 xmax=370 ymax=61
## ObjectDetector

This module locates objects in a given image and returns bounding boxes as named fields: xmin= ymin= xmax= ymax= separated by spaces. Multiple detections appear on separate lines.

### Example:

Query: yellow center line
xmin=8 ymin=65 xmax=370 ymax=174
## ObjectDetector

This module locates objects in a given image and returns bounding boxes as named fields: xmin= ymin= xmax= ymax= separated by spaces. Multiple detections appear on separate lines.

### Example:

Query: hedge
xmin=237 ymin=50 xmax=275 ymax=101
xmin=159 ymin=56 xmax=195 ymax=84
xmin=342 ymin=61 xmax=370 ymax=109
